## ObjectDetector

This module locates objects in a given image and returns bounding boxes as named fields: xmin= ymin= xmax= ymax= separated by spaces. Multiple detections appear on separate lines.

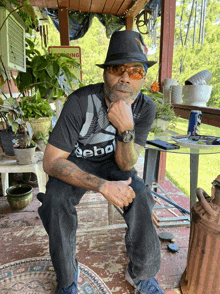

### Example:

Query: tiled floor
xmin=0 ymin=156 xmax=191 ymax=293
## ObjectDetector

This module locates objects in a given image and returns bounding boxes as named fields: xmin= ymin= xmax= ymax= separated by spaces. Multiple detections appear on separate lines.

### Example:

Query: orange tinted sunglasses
xmin=107 ymin=64 xmax=146 ymax=80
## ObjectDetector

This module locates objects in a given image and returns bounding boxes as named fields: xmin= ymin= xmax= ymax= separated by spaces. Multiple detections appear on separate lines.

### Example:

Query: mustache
xmin=112 ymin=84 xmax=133 ymax=93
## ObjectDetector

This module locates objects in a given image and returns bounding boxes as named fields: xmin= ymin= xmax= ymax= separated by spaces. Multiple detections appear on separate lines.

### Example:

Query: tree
xmin=172 ymin=0 xmax=220 ymax=107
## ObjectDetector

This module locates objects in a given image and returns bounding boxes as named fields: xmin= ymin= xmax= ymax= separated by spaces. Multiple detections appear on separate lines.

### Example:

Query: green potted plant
xmin=12 ymin=118 xmax=36 ymax=165
xmin=0 ymin=96 xmax=35 ymax=160
xmin=141 ymin=88 xmax=177 ymax=134
xmin=34 ymin=130 xmax=48 ymax=153
xmin=14 ymin=37 xmax=83 ymax=140
xmin=15 ymin=38 xmax=83 ymax=100
xmin=19 ymin=89 xmax=55 ymax=139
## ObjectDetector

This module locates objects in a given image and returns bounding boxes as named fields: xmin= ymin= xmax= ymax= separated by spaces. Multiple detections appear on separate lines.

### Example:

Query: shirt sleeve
xmin=133 ymin=96 xmax=156 ymax=147
xmin=48 ymin=93 xmax=85 ymax=152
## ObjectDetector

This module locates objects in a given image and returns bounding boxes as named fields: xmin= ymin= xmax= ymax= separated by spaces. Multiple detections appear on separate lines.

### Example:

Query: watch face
xmin=117 ymin=130 xmax=134 ymax=143
xmin=123 ymin=134 xmax=132 ymax=142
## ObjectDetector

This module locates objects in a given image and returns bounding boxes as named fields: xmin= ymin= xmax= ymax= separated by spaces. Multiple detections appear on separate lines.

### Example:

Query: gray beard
xmin=104 ymin=83 xmax=138 ymax=103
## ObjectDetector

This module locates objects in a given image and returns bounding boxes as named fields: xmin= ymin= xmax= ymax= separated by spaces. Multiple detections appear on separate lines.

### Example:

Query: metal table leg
xmin=143 ymin=149 xmax=160 ymax=188
xmin=143 ymin=148 xmax=190 ymax=228
xmin=190 ymin=152 xmax=199 ymax=209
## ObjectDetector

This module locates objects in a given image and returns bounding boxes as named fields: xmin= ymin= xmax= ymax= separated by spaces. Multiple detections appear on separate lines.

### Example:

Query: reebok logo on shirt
xmin=74 ymin=141 xmax=115 ymax=158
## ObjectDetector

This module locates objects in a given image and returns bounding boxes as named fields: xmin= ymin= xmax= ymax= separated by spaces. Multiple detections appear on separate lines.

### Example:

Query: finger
xmin=129 ymin=187 xmax=136 ymax=199
xmin=126 ymin=177 xmax=132 ymax=185
xmin=120 ymin=177 xmax=132 ymax=186
xmin=127 ymin=100 xmax=134 ymax=106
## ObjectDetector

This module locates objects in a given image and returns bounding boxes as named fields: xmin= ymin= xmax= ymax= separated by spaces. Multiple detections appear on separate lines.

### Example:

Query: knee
xmin=130 ymin=176 xmax=154 ymax=209
xmin=37 ymin=177 xmax=71 ymax=209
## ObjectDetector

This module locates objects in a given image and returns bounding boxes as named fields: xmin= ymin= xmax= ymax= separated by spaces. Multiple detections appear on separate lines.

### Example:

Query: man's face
xmin=103 ymin=62 xmax=146 ymax=103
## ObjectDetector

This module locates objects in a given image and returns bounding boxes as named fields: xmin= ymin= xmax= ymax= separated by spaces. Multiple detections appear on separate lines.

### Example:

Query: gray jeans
xmin=37 ymin=155 xmax=161 ymax=288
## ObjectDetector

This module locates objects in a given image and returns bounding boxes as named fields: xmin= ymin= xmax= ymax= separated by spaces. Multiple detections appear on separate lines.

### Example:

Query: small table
xmin=144 ymin=132 xmax=220 ymax=210
xmin=0 ymin=152 xmax=47 ymax=196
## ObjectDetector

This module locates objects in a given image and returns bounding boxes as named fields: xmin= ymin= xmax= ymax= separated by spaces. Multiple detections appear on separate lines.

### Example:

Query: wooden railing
xmin=172 ymin=104 xmax=220 ymax=128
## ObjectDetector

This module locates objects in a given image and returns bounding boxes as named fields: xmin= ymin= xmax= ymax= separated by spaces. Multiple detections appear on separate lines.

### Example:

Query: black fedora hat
xmin=96 ymin=30 xmax=157 ymax=69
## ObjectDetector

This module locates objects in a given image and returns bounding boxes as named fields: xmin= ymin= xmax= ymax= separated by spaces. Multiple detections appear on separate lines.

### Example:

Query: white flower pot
xmin=13 ymin=146 xmax=36 ymax=165
xmin=182 ymin=85 xmax=212 ymax=107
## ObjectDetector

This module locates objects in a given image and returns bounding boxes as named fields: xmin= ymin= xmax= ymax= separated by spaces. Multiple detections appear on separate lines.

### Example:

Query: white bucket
xmin=182 ymin=85 xmax=212 ymax=107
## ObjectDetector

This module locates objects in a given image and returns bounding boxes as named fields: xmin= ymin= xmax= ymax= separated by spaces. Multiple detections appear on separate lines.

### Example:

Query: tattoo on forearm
xmin=50 ymin=159 xmax=105 ymax=191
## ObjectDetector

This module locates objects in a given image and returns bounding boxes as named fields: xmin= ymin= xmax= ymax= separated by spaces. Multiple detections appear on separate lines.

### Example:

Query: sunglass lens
xmin=108 ymin=65 xmax=144 ymax=80
xmin=129 ymin=68 xmax=144 ymax=80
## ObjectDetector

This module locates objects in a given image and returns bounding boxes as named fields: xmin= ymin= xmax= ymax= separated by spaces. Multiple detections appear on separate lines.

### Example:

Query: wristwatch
xmin=116 ymin=130 xmax=135 ymax=143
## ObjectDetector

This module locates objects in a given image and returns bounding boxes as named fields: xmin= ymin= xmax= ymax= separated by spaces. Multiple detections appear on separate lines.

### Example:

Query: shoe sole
xmin=125 ymin=267 xmax=137 ymax=288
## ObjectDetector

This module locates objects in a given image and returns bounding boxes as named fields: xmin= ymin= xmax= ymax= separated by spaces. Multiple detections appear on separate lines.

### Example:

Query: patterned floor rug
xmin=0 ymin=257 xmax=112 ymax=294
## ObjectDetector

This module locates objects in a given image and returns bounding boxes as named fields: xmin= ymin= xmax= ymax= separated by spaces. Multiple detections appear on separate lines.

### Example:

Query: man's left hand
xmin=107 ymin=99 xmax=134 ymax=134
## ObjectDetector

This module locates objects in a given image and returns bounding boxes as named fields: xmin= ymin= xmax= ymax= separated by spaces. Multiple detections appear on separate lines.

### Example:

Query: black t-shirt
xmin=49 ymin=83 xmax=155 ymax=161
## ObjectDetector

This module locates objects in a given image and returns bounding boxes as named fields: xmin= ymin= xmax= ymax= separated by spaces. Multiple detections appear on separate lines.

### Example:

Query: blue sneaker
xmin=55 ymin=267 xmax=80 ymax=294
xmin=125 ymin=267 xmax=164 ymax=294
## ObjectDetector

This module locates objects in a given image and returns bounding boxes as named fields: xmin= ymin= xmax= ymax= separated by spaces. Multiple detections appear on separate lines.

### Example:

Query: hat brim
xmin=96 ymin=60 xmax=157 ymax=69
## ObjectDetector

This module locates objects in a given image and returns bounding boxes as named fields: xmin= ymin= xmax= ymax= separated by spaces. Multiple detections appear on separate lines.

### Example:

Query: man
xmin=37 ymin=30 xmax=164 ymax=294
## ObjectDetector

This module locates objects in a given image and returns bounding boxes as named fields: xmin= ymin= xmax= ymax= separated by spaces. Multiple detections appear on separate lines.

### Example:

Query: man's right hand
xmin=99 ymin=177 xmax=135 ymax=209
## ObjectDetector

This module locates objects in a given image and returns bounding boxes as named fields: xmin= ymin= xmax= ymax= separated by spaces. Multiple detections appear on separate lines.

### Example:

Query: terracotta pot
xmin=6 ymin=184 xmax=33 ymax=210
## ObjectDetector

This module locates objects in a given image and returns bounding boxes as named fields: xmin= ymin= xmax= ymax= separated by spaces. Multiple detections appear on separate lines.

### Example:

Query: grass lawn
xmin=147 ymin=118 xmax=220 ymax=198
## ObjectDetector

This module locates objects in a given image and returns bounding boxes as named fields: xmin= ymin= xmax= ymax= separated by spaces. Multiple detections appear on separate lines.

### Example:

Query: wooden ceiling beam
xmin=58 ymin=7 xmax=69 ymax=45
xmin=78 ymin=0 xmax=91 ymax=12
xmin=28 ymin=0 xmax=57 ymax=8
xmin=110 ymin=0 xmax=124 ymax=15
xmin=90 ymin=0 xmax=106 ymax=13
xmin=102 ymin=0 xmax=116 ymax=14
xmin=125 ymin=17 xmax=134 ymax=30
xmin=116 ymin=0 xmax=131 ymax=15
xmin=58 ymin=0 xmax=69 ymax=8
xmin=125 ymin=0 xmax=149 ymax=18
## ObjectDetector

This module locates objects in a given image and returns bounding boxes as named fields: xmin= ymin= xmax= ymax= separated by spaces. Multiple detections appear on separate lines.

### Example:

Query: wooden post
xmin=158 ymin=0 xmax=176 ymax=89
xmin=158 ymin=0 xmax=176 ymax=185
xmin=58 ymin=7 xmax=70 ymax=46
xmin=126 ymin=17 xmax=134 ymax=30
